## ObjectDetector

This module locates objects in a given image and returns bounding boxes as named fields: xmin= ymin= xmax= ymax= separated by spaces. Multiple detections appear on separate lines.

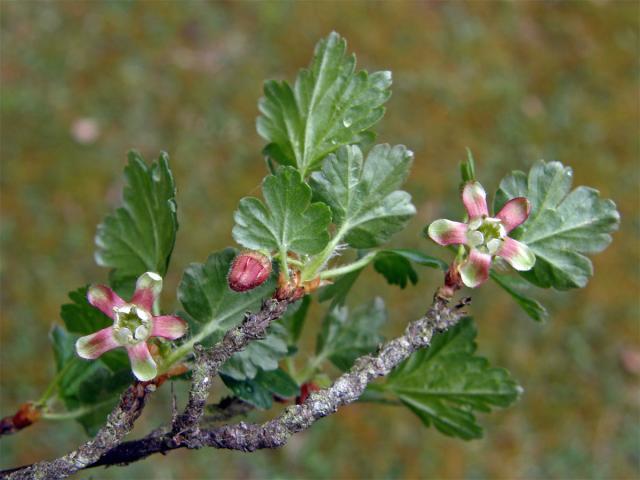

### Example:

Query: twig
xmin=2 ymin=290 xmax=467 ymax=477
xmin=4 ymin=382 xmax=154 ymax=480
xmin=78 ymin=292 xmax=464 ymax=470
xmin=0 ymin=403 xmax=41 ymax=437
xmin=171 ymin=297 xmax=291 ymax=440
xmin=202 ymin=397 xmax=255 ymax=424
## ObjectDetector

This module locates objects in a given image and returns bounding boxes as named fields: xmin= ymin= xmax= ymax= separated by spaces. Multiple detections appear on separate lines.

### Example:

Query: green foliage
xmin=310 ymin=144 xmax=415 ymax=248
xmin=50 ymin=326 xmax=130 ymax=436
xmin=219 ymin=323 xmax=289 ymax=380
xmin=374 ymin=248 xmax=447 ymax=289
xmin=376 ymin=318 xmax=521 ymax=440
xmin=316 ymin=298 xmax=386 ymax=371
xmin=94 ymin=151 xmax=178 ymax=296
xmin=221 ymin=368 xmax=299 ymax=409
xmin=178 ymin=249 xmax=273 ymax=336
xmin=178 ymin=249 xmax=286 ymax=380
xmin=381 ymin=248 xmax=448 ymax=271
xmin=494 ymin=161 xmax=619 ymax=289
xmin=317 ymin=267 xmax=363 ymax=310
xmin=460 ymin=148 xmax=477 ymax=183
xmin=280 ymin=295 xmax=312 ymax=346
xmin=233 ymin=166 xmax=331 ymax=258
xmin=490 ymin=271 xmax=548 ymax=322
xmin=60 ymin=285 xmax=130 ymax=371
xmin=60 ymin=286 xmax=112 ymax=335
xmin=374 ymin=252 xmax=417 ymax=289
xmin=257 ymin=31 xmax=392 ymax=177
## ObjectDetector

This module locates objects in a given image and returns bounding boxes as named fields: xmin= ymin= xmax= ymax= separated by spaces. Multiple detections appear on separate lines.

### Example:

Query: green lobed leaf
xmin=50 ymin=326 xmax=131 ymax=435
xmin=494 ymin=160 xmax=620 ymax=290
xmin=95 ymin=151 xmax=178 ymax=296
xmin=373 ymin=248 xmax=448 ymax=289
xmin=178 ymin=248 xmax=285 ymax=380
xmin=380 ymin=248 xmax=449 ymax=271
xmin=233 ymin=166 xmax=331 ymax=258
xmin=257 ymin=31 xmax=392 ymax=177
xmin=317 ymin=267 xmax=363 ymax=310
xmin=59 ymin=286 xmax=130 ymax=370
xmin=219 ymin=323 xmax=289 ymax=380
xmin=373 ymin=252 xmax=417 ymax=289
xmin=490 ymin=271 xmax=548 ymax=322
xmin=280 ymin=295 xmax=312 ymax=346
xmin=317 ymin=250 xmax=371 ymax=309
xmin=60 ymin=286 xmax=111 ymax=335
xmin=310 ymin=144 xmax=416 ymax=248
xmin=221 ymin=368 xmax=299 ymax=409
xmin=376 ymin=317 xmax=521 ymax=440
xmin=316 ymin=297 xmax=386 ymax=371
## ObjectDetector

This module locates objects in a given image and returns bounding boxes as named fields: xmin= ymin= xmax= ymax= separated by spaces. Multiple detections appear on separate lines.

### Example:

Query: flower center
xmin=466 ymin=217 xmax=506 ymax=254
xmin=113 ymin=305 xmax=151 ymax=345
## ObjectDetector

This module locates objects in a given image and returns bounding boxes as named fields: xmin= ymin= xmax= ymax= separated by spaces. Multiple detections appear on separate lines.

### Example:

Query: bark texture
xmin=5 ymin=383 xmax=151 ymax=480
xmin=88 ymin=295 xmax=465 ymax=470
xmin=171 ymin=298 xmax=291 ymax=438
xmin=2 ymin=293 xmax=467 ymax=478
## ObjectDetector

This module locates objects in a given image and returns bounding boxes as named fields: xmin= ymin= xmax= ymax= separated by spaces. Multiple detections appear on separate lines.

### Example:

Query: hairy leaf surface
xmin=219 ymin=323 xmax=289 ymax=380
xmin=490 ymin=271 xmax=548 ymax=322
xmin=378 ymin=318 xmax=521 ymax=440
xmin=316 ymin=297 xmax=386 ymax=371
xmin=178 ymin=249 xmax=284 ymax=380
xmin=373 ymin=248 xmax=447 ymax=289
xmin=60 ymin=286 xmax=112 ymax=335
xmin=221 ymin=368 xmax=299 ymax=409
xmin=310 ymin=144 xmax=415 ymax=248
xmin=95 ymin=151 xmax=178 ymax=295
xmin=494 ymin=161 xmax=619 ymax=289
xmin=280 ymin=295 xmax=312 ymax=346
xmin=257 ymin=32 xmax=392 ymax=176
xmin=50 ymin=326 xmax=130 ymax=436
xmin=233 ymin=166 xmax=331 ymax=257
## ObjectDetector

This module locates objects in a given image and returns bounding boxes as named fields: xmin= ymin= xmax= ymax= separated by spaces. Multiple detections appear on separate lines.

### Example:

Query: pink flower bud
xmin=228 ymin=251 xmax=272 ymax=292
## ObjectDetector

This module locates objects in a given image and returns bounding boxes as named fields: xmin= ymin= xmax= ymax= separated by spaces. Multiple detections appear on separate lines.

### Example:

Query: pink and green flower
xmin=427 ymin=181 xmax=536 ymax=288
xmin=75 ymin=272 xmax=187 ymax=381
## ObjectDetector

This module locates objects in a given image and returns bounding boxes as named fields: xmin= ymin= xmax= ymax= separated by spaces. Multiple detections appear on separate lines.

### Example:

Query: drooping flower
xmin=228 ymin=251 xmax=272 ymax=292
xmin=427 ymin=181 xmax=535 ymax=288
xmin=75 ymin=272 xmax=187 ymax=381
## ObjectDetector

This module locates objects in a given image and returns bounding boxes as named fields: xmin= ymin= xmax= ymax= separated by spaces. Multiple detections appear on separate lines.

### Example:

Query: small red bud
xmin=296 ymin=382 xmax=320 ymax=404
xmin=228 ymin=251 xmax=272 ymax=292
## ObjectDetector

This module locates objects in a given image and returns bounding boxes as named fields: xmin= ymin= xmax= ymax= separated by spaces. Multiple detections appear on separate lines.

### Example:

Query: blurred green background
xmin=1 ymin=1 xmax=638 ymax=478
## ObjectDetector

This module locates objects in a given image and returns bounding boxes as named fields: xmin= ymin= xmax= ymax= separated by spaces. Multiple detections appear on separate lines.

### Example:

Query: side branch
xmin=5 ymin=382 xmax=154 ymax=480
xmin=85 ymin=294 xmax=467 ymax=467
xmin=171 ymin=298 xmax=291 ymax=437
xmin=203 ymin=295 xmax=467 ymax=451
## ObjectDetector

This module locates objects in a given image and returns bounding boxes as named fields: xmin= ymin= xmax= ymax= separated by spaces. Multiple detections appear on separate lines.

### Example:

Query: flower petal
xmin=458 ymin=249 xmax=491 ymax=288
xmin=76 ymin=327 xmax=119 ymax=359
xmin=496 ymin=197 xmax=531 ymax=233
xmin=127 ymin=342 xmax=157 ymax=381
xmin=151 ymin=315 xmax=187 ymax=340
xmin=498 ymin=237 xmax=536 ymax=271
xmin=462 ymin=181 xmax=489 ymax=219
xmin=87 ymin=285 xmax=126 ymax=319
xmin=131 ymin=272 xmax=163 ymax=312
xmin=428 ymin=219 xmax=469 ymax=246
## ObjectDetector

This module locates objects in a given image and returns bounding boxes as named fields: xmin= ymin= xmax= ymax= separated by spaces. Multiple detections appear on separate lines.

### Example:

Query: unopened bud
xmin=228 ymin=251 xmax=272 ymax=292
